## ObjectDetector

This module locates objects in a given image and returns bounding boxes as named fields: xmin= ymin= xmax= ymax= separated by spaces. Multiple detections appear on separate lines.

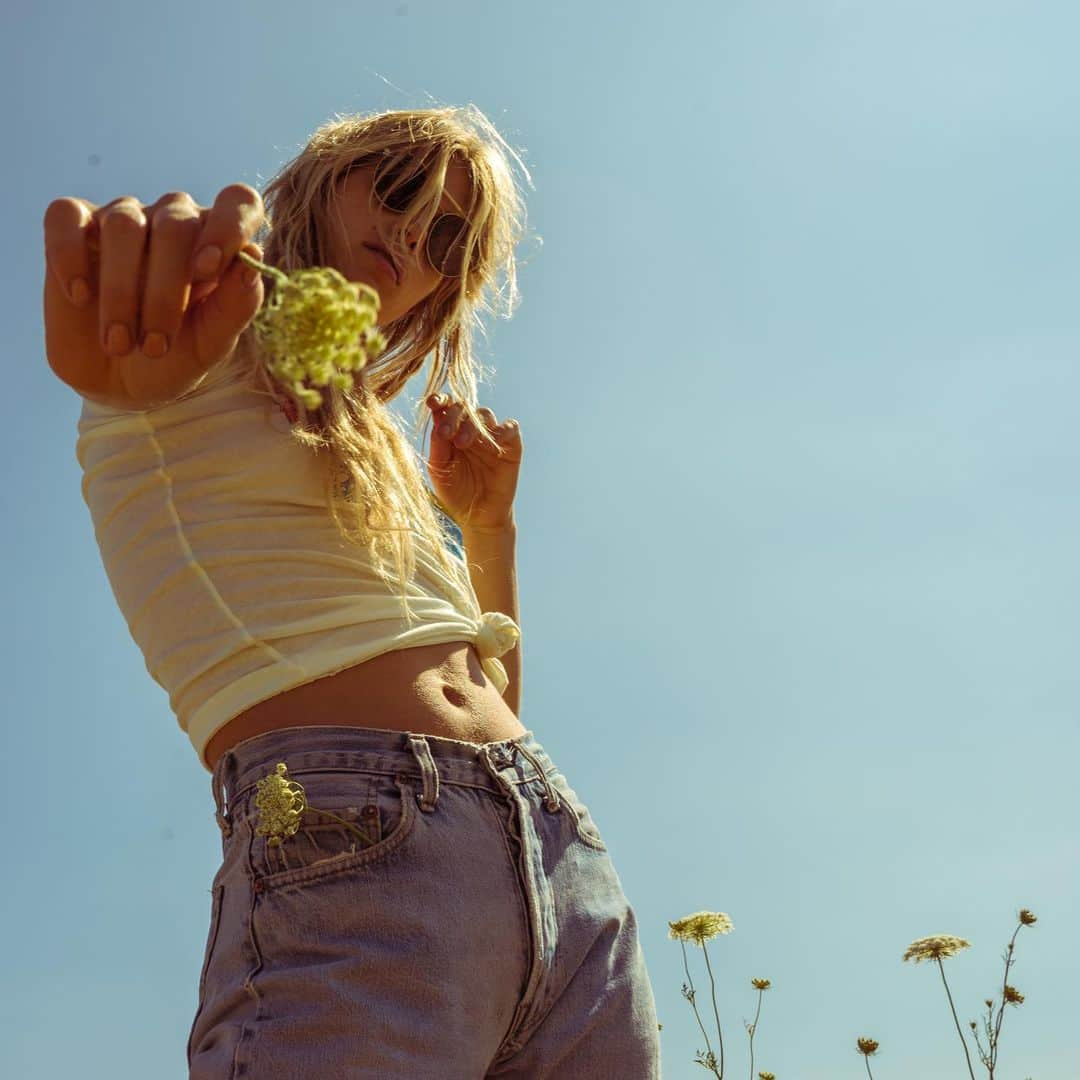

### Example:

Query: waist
xmin=203 ymin=640 xmax=525 ymax=772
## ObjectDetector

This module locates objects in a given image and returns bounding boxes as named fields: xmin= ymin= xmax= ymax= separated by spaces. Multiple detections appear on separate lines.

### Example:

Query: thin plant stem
xmin=990 ymin=924 xmax=1023 ymax=1076
xmin=679 ymin=940 xmax=721 ymax=1078
xmin=864 ymin=1056 xmax=875 ymax=1080
xmin=747 ymin=989 xmax=764 ymax=1080
xmin=936 ymin=956 xmax=977 ymax=1080
xmin=700 ymin=941 xmax=726 ymax=1079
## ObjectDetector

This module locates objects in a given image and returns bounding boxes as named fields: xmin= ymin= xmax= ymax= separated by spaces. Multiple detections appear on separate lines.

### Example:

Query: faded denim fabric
xmin=187 ymin=724 xmax=662 ymax=1078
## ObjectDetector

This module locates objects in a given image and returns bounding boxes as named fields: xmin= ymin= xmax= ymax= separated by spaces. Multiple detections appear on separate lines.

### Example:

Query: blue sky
xmin=4 ymin=1 xmax=1078 ymax=1076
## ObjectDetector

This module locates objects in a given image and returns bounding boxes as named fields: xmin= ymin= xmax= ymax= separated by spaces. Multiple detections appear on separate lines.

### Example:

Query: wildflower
xmin=254 ymin=762 xmax=306 ymax=846
xmin=752 ymin=978 xmax=771 ymax=990
xmin=254 ymin=761 xmax=371 ymax=848
xmin=857 ymin=1037 xmax=879 ymax=1056
xmin=758 ymin=1073 xmax=776 ymax=1079
xmin=1019 ymin=908 xmax=1037 ymax=926
xmin=236 ymin=251 xmax=387 ymax=413
xmin=901 ymin=935 xmax=971 ymax=963
xmin=1004 ymin=985 xmax=1025 ymax=1005
xmin=668 ymin=911 xmax=734 ymax=945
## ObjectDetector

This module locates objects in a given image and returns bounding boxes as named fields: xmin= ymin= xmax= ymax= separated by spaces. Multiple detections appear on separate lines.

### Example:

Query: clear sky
xmin=4 ymin=1 xmax=1078 ymax=1077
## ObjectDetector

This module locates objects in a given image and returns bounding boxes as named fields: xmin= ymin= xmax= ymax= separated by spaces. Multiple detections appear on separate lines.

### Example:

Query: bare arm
xmin=462 ymin=520 xmax=521 ymax=717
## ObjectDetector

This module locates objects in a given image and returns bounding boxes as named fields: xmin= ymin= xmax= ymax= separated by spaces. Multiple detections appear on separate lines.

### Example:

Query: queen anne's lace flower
xmin=667 ymin=910 xmax=734 ymax=945
xmin=237 ymin=252 xmax=387 ymax=413
xmin=901 ymin=935 xmax=971 ymax=963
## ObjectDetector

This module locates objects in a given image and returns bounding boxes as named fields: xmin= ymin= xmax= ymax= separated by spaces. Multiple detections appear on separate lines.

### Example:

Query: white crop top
xmin=74 ymin=359 xmax=521 ymax=773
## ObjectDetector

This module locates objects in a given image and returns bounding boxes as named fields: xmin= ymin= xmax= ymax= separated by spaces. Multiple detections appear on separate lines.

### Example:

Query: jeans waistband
xmin=210 ymin=724 xmax=563 ymax=838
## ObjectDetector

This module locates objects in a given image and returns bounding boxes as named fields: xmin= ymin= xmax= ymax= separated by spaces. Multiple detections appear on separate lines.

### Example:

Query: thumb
xmin=191 ymin=242 xmax=265 ymax=367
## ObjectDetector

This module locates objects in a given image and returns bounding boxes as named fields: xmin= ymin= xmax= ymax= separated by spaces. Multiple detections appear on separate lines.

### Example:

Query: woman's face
xmin=326 ymin=156 xmax=473 ymax=326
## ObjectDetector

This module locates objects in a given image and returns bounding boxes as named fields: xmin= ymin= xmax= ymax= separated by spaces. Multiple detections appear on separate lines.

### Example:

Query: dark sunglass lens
xmin=427 ymin=214 xmax=469 ymax=276
xmin=374 ymin=160 xmax=428 ymax=213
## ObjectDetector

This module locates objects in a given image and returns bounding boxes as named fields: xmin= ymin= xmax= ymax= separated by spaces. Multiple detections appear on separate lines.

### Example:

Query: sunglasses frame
xmin=371 ymin=156 xmax=472 ymax=279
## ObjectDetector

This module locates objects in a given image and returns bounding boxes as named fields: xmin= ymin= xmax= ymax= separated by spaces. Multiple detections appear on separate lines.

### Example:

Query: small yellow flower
xmin=758 ymin=1072 xmax=776 ymax=1079
xmin=902 ymin=935 xmax=971 ymax=963
xmin=254 ymin=761 xmax=374 ymax=849
xmin=1019 ymin=908 xmax=1037 ymax=926
xmin=237 ymin=252 xmax=387 ymax=413
xmin=667 ymin=911 xmax=734 ymax=945
xmin=1004 ymin=984 xmax=1025 ymax=1005
xmin=254 ymin=762 xmax=307 ymax=847
xmin=752 ymin=978 xmax=772 ymax=990
xmin=857 ymin=1037 xmax=880 ymax=1056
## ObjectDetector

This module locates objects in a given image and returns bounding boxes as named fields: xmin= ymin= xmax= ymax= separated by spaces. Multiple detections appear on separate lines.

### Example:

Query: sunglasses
xmin=371 ymin=156 xmax=473 ymax=278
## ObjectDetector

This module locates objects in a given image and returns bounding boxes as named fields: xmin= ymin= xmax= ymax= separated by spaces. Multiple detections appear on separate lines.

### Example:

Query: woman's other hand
xmin=426 ymin=395 xmax=522 ymax=532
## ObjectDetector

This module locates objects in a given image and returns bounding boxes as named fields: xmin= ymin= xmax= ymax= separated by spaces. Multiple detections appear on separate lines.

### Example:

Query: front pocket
xmin=252 ymin=772 xmax=419 ymax=890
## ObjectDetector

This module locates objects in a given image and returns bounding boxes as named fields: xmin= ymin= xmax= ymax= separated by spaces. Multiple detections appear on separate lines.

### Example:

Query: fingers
xmin=189 ymin=183 xmax=266 ymax=283
xmin=42 ymin=183 xmax=266 ymax=363
xmin=426 ymin=395 xmax=520 ymax=448
xmin=140 ymin=193 xmax=202 ymax=357
xmin=42 ymin=197 xmax=95 ymax=307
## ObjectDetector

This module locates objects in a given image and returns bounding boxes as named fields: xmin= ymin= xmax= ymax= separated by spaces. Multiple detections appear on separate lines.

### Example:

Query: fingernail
xmin=105 ymin=323 xmax=132 ymax=356
xmin=142 ymin=331 xmax=169 ymax=358
xmin=195 ymin=245 xmax=223 ymax=276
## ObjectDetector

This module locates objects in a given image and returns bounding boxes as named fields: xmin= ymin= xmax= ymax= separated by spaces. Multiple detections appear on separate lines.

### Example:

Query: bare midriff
xmin=202 ymin=640 xmax=526 ymax=772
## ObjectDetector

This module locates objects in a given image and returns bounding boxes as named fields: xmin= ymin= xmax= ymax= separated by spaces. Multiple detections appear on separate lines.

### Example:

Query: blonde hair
xmin=223 ymin=106 xmax=533 ymax=623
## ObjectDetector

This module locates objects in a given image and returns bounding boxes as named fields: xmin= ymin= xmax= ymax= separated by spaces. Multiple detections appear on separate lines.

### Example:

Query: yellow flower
xmin=253 ymin=761 xmax=374 ymax=848
xmin=254 ymin=762 xmax=307 ymax=847
xmin=752 ymin=978 xmax=772 ymax=990
xmin=902 ymin=935 xmax=971 ymax=963
xmin=1004 ymin=984 xmax=1025 ymax=1005
xmin=857 ymin=1037 xmax=879 ymax=1056
xmin=667 ymin=910 xmax=734 ymax=945
xmin=758 ymin=1072 xmax=776 ymax=1079
xmin=1019 ymin=908 xmax=1037 ymax=926
xmin=237 ymin=252 xmax=387 ymax=412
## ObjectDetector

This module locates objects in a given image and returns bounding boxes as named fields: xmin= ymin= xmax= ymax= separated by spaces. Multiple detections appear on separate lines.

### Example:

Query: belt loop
xmin=212 ymin=749 xmax=234 ymax=839
xmin=512 ymin=739 xmax=563 ymax=814
xmin=404 ymin=733 xmax=440 ymax=812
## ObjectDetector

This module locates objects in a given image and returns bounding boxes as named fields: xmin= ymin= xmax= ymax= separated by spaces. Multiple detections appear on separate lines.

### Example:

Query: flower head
xmin=752 ymin=978 xmax=772 ymax=990
xmin=1019 ymin=908 xmax=1037 ymax=926
xmin=238 ymin=252 xmax=387 ymax=413
xmin=857 ymin=1037 xmax=880 ymax=1056
xmin=902 ymin=935 xmax=971 ymax=963
xmin=668 ymin=910 xmax=734 ymax=945
xmin=254 ymin=762 xmax=309 ymax=846
xmin=758 ymin=1072 xmax=776 ymax=1079
xmin=1004 ymin=984 xmax=1025 ymax=1005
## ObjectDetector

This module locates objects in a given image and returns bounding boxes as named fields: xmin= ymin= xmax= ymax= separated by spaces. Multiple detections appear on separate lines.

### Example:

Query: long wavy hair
xmin=220 ymin=105 xmax=533 ymax=623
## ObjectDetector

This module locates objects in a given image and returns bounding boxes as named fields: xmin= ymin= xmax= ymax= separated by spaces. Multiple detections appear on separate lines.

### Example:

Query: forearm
xmin=460 ymin=520 xmax=521 ymax=718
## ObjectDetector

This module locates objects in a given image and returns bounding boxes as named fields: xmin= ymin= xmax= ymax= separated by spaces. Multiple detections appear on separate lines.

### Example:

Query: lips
xmin=364 ymin=242 xmax=400 ymax=284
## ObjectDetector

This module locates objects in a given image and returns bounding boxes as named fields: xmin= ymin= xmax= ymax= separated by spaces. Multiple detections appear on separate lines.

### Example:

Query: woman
xmin=44 ymin=106 xmax=661 ymax=1077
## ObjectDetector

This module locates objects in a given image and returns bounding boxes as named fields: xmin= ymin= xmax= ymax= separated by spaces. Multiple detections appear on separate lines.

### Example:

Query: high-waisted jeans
xmin=187 ymin=724 xmax=662 ymax=1078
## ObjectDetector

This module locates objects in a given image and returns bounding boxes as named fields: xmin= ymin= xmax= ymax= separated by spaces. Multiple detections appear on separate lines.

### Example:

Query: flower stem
xmin=678 ymin=941 xmax=721 ymax=1079
xmin=937 ymin=957 xmax=977 ymax=1080
xmin=311 ymin=807 xmax=370 ymax=847
xmin=700 ymin=942 xmax=726 ymax=1079
xmin=748 ymin=989 xmax=763 ymax=1080
xmin=236 ymin=249 xmax=289 ymax=288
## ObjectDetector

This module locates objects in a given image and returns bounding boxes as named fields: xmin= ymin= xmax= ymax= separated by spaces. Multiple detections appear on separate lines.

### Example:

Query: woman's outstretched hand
xmin=426 ymin=395 xmax=522 ymax=532
xmin=43 ymin=184 xmax=266 ymax=408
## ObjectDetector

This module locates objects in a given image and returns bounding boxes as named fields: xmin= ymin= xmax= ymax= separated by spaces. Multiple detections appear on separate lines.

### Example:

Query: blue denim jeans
xmin=187 ymin=725 xmax=662 ymax=1078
